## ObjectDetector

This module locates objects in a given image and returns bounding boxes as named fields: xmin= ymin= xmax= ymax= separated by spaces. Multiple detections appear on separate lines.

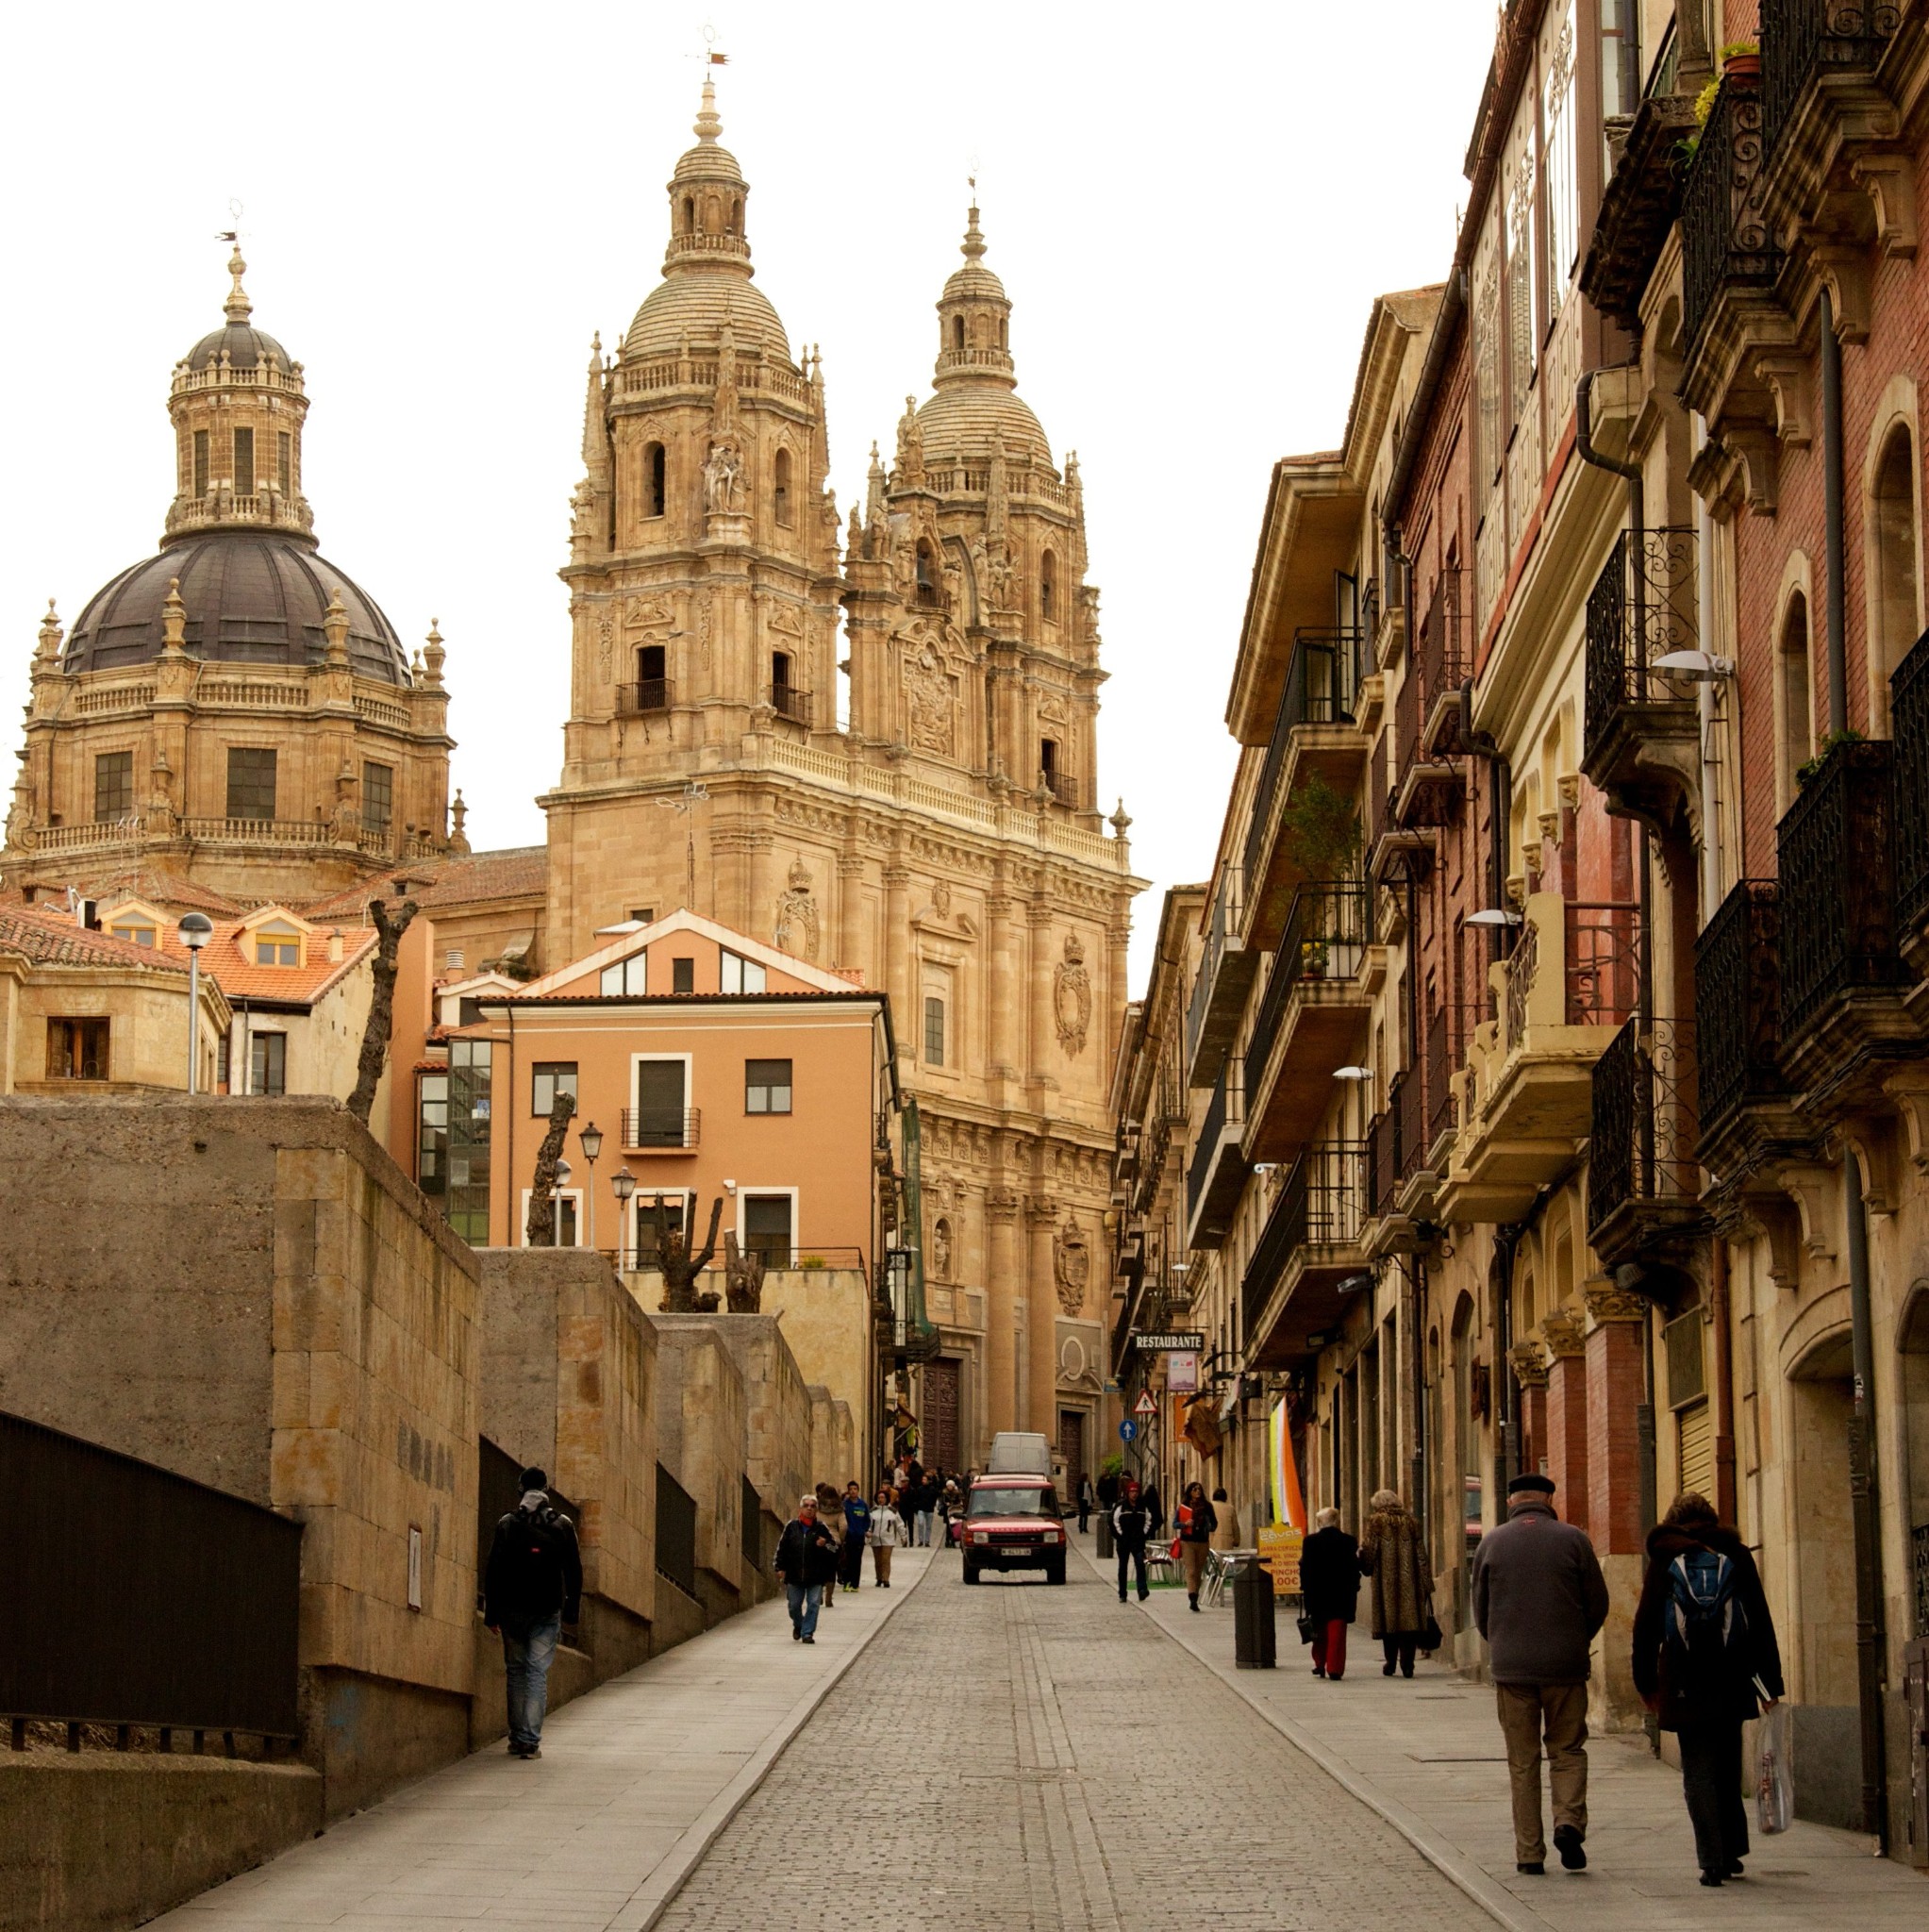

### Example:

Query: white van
xmin=987 ymin=1431 xmax=1052 ymax=1476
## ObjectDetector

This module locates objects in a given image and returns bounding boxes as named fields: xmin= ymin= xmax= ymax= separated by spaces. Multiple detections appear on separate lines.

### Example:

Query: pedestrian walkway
xmin=1084 ymin=1540 xmax=1925 ymax=1931
xmin=153 ymin=1553 xmax=932 ymax=1932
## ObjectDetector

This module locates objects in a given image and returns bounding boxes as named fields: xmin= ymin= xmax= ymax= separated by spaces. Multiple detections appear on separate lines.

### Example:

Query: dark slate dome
xmin=183 ymin=322 xmax=291 ymax=372
xmin=63 ymin=530 xmax=409 ymax=684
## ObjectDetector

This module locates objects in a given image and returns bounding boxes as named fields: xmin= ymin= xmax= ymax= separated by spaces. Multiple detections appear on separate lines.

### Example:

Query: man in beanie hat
xmin=1471 ymin=1472 xmax=1609 ymax=1875
xmin=483 ymin=1467 xmax=582 ymax=1758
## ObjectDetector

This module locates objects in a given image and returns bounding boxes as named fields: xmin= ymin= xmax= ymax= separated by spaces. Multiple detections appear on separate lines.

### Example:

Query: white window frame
xmin=627 ymin=1050 xmax=693 ymax=1144
xmin=518 ymin=1186 xmax=584 ymax=1247
xmin=599 ymin=947 xmax=648 ymax=996
xmin=720 ymin=947 xmax=767 ymax=993
xmin=629 ymin=1187 xmax=695 ymax=1268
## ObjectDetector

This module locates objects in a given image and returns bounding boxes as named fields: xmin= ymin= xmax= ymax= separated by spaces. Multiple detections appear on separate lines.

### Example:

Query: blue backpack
xmin=1665 ymin=1548 xmax=1746 ymax=1664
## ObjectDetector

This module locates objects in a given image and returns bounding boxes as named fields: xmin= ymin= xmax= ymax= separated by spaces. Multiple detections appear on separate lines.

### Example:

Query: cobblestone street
xmin=658 ymin=1549 xmax=1489 ymax=1932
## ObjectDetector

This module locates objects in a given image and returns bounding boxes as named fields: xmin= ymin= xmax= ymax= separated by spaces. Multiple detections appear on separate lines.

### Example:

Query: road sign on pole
xmin=1118 ymin=1418 xmax=1138 ymax=1442
xmin=1134 ymin=1390 xmax=1158 ymax=1418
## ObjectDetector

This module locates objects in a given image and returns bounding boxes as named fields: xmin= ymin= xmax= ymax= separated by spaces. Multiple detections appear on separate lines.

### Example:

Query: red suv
xmin=959 ymin=1475 xmax=1068 ymax=1585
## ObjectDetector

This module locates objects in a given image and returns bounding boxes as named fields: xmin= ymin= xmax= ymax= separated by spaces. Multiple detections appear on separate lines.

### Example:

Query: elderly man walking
xmin=1471 ymin=1472 xmax=1609 ymax=1876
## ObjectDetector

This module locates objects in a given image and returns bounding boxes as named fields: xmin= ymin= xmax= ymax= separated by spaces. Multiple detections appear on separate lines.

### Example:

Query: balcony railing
xmin=1395 ymin=1063 xmax=1426 ymax=1181
xmin=1240 ymin=1141 xmax=1367 ymax=1339
xmin=1681 ymin=77 xmax=1778 ymax=349
xmin=771 ymin=683 xmax=812 ymax=725
xmin=1582 ymin=527 xmax=1699 ymax=771
xmin=1242 ymin=881 xmax=1369 ymax=1096
xmin=1588 ymin=1017 xmax=1700 ymax=1254
xmin=1892 ymin=626 xmax=1929 ymax=930
xmin=617 ymin=678 xmax=673 ymax=715
xmin=1367 ymin=1108 xmax=1396 ymax=1220
xmin=1240 ymin=627 xmax=1365 ymax=885
xmin=1426 ymin=1003 xmax=1456 ymax=1147
xmin=1776 ymin=736 xmax=1899 ymax=1036
xmin=1761 ymin=0 xmax=1902 ymax=161
xmin=620 ymin=1107 xmax=701 ymax=1151
xmin=1418 ymin=571 xmax=1467 ymax=751
xmin=1564 ymin=902 xmax=1643 ymax=1026
xmin=1187 ymin=1062 xmax=1239 ymax=1225
xmin=1694 ymin=879 xmax=1785 ymax=1138
xmin=1185 ymin=865 xmax=1251 ymax=1082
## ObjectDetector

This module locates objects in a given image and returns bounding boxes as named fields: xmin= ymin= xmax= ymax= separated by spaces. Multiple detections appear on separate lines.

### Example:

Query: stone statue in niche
xmin=773 ymin=858 xmax=821 ymax=958
xmin=931 ymin=879 xmax=952 ymax=918
xmin=1053 ymin=931 xmax=1091 ymax=1056
xmin=1054 ymin=1215 xmax=1089 ymax=1316
xmin=703 ymin=439 xmax=744 ymax=515
xmin=906 ymin=645 xmax=956 ymax=757
xmin=930 ymin=1216 xmax=952 ymax=1281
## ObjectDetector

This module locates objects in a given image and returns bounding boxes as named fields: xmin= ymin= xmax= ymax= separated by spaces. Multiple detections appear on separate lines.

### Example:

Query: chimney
xmin=328 ymin=929 xmax=344 ymax=963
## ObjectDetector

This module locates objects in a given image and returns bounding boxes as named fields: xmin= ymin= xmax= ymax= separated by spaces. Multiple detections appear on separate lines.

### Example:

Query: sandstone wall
xmin=648 ymin=1314 xmax=747 ymax=1608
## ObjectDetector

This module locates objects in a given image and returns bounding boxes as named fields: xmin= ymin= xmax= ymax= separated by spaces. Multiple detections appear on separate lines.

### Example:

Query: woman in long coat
xmin=1357 ymin=1488 xmax=1433 ymax=1677
xmin=1299 ymin=1507 xmax=1361 ymax=1679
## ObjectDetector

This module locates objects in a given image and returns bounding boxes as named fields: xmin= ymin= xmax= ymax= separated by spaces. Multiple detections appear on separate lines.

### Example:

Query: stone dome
xmin=183 ymin=321 xmax=291 ymax=372
xmin=622 ymin=272 xmax=790 ymax=364
xmin=915 ymin=386 xmax=1053 ymax=469
xmin=63 ymin=530 xmax=408 ymax=684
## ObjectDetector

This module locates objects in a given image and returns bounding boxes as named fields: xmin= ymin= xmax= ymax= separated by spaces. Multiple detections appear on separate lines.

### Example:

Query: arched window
xmin=773 ymin=447 xmax=792 ymax=527
xmin=682 ymin=195 xmax=695 ymax=235
xmin=731 ymin=196 xmax=742 ymax=234
xmin=1871 ymin=424 xmax=1921 ymax=708
xmin=952 ymin=315 xmax=965 ymax=353
xmin=635 ymin=642 xmax=667 ymax=711
xmin=643 ymin=441 xmax=666 ymax=520
xmin=1039 ymin=549 xmax=1057 ymax=623
xmin=1778 ymin=591 xmax=1814 ymax=808
xmin=999 ymin=317 xmax=1008 ymax=350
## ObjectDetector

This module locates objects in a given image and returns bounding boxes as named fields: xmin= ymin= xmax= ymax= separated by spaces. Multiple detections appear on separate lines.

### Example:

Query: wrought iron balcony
xmin=1417 ymin=571 xmax=1469 ymax=757
xmin=1395 ymin=1063 xmax=1426 ymax=1183
xmin=1185 ymin=1062 xmax=1248 ymax=1253
xmin=617 ymin=678 xmax=673 ymax=715
xmin=1243 ymin=881 xmax=1370 ymax=1159
xmin=1680 ymin=76 xmax=1778 ymax=351
xmin=1185 ymin=864 xmax=1257 ymax=1087
xmin=771 ymin=682 xmax=812 ymax=725
xmin=1426 ymin=1003 xmax=1458 ymax=1149
xmin=1241 ymin=1141 xmax=1367 ymax=1367
xmin=1693 ymin=879 xmax=1788 ymax=1158
xmin=1582 ymin=91 xmax=1702 ymax=330
xmin=1891 ymin=626 xmax=1929 ymax=934
xmin=1581 ymin=527 xmax=1700 ymax=820
xmin=1776 ymin=735 xmax=1905 ymax=1077
xmin=1367 ymin=1108 xmax=1396 ymax=1220
xmin=621 ymin=1107 xmax=701 ymax=1152
xmin=1588 ymin=1017 xmax=1703 ymax=1266
xmin=1761 ymin=0 xmax=1903 ymax=162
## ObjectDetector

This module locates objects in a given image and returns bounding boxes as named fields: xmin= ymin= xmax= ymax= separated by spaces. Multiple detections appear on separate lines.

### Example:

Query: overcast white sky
xmin=2 ymin=1 xmax=1496 ymax=986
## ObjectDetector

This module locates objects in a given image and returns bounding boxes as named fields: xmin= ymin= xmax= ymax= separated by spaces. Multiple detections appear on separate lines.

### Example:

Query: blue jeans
xmin=787 ymin=1582 xmax=823 ymax=1638
xmin=916 ymin=1509 xmax=934 ymax=1546
xmin=501 ymin=1614 xmax=561 ymax=1750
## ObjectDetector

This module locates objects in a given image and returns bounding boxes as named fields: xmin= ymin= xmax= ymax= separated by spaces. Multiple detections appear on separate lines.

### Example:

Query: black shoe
xmin=1554 ymin=1824 xmax=1586 ymax=1871
xmin=1700 ymin=1873 xmax=1723 ymax=1887
xmin=802 ymin=1634 xmax=815 ymax=1644
xmin=1384 ymin=1662 xmax=1396 ymax=1675
xmin=1516 ymin=1862 xmax=1544 ymax=1875
xmin=1313 ymin=1667 xmax=1326 ymax=1677
xmin=1402 ymin=1666 xmax=1415 ymax=1678
xmin=1119 ymin=1592 xmax=1127 ymax=1603
xmin=1189 ymin=1596 xmax=1200 ymax=1612
xmin=1138 ymin=1591 xmax=1149 ymax=1602
xmin=523 ymin=1745 xmax=540 ymax=1759
xmin=1726 ymin=1862 xmax=1745 ymax=1878
xmin=791 ymin=1625 xmax=801 ymax=1641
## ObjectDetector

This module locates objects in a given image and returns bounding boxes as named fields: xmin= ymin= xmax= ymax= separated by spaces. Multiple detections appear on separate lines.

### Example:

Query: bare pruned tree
xmin=653 ymin=1193 xmax=724 ymax=1312
xmin=723 ymin=1231 xmax=766 ymax=1313
xmin=524 ymin=1087 xmax=576 ymax=1244
xmin=347 ymin=897 xmax=419 ymax=1125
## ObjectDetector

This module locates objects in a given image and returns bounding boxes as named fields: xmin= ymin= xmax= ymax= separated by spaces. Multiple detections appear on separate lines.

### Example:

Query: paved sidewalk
xmin=153 ymin=1552 xmax=932 ymax=1932
xmin=1076 ymin=1537 xmax=1925 ymax=1931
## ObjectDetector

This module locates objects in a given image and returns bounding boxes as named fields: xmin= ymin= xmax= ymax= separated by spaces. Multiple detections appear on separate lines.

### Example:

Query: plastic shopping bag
xmin=1754 ymin=1701 xmax=1792 ymax=1835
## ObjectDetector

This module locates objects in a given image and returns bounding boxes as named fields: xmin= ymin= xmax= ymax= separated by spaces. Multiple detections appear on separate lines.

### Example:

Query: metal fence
xmin=656 ymin=1463 xmax=698 ymax=1600
xmin=0 ymin=1408 xmax=302 ymax=1743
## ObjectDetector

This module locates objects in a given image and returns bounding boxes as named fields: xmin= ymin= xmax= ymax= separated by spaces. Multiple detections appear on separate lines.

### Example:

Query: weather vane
xmin=655 ymin=779 xmax=711 ymax=911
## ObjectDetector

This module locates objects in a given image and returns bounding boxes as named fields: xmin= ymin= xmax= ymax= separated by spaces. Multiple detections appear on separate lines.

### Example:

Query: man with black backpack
xmin=483 ymin=1466 xmax=583 ymax=1759
xmin=1632 ymin=1491 xmax=1784 ymax=1886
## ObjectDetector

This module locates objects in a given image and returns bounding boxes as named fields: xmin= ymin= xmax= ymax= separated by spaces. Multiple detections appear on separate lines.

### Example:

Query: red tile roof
xmin=0 ymin=907 xmax=191 ymax=974
xmin=180 ymin=922 xmax=380 ymax=1007
xmin=301 ymin=846 xmax=547 ymax=920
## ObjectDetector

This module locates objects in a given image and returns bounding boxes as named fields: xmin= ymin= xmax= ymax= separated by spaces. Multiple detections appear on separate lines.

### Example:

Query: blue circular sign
xmin=1119 ymin=1418 xmax=1138 ymax=1442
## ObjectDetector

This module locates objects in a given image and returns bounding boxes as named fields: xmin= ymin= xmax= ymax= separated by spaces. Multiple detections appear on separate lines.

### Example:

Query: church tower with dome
xmin=543 ymin=80 xmax=1145 ymax=1468
xmin=3 ymin=248 xmax=455 ymax=904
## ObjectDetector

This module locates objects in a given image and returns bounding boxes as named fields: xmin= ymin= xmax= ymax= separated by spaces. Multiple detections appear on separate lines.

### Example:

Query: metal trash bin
xmin=1096 ymin=1514 xmax=1114 ymax=1559
xmin=1233 ymin=1556 xmax=1276 ymax=1670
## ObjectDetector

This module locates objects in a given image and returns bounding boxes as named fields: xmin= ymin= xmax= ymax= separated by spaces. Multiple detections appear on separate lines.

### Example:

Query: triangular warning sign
xmin=1134 ymin=1390 xmax=1157 ymax=1417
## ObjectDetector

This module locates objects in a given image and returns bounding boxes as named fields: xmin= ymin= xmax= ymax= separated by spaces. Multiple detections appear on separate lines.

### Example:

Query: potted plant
xmin=1721 ymin=40 xmax=1759 ymax=83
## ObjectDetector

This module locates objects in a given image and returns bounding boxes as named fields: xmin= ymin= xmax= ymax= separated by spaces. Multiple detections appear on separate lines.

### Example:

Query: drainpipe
xmin=1493 ymin=1225 xmax=1520 ymax=1493
xmin=1845 ymin=1146 xmax=1890 ymax=1849
xmin=1709 ymin=1236 xmax=1737 ymax=1524
xmin=1692 ymin=412 xmax=1721 ymax=915
xmin=1821 ymin=287 xmax=1850 ymax=733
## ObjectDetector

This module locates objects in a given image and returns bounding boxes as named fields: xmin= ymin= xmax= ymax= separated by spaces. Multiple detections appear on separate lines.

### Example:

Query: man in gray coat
xmin=1471 ymin=1472 xmax=1610 ymax=1875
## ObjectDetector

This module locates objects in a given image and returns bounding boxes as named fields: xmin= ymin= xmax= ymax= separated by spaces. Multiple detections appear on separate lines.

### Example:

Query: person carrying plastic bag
xmin=1631 ymin=1491 xmax=1786 ymax=1886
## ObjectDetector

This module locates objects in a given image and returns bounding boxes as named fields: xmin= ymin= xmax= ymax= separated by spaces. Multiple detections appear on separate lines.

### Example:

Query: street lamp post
xmin=552 ymin=1158 xmax=573 ymax=1248
xmin=611 ymin=1169 xmax=637 ymax=1272
xmin=179 ymin=914 xmax=213 ymax=1093
xmin=578 ymin=1121 xmax=603 ymax=1253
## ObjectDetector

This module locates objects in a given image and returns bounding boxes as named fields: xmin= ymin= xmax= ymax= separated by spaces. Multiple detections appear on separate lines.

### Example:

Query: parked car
xmin=960 ymin=1474 xmax=1067 ymax=1585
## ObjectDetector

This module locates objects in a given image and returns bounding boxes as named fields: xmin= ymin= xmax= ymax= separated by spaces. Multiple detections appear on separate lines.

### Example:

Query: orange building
xmin=431 ymin=909 xmax=897 ymax=1459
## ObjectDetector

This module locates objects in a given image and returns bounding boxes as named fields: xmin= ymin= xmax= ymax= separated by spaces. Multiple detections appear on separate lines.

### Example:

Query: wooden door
xmin=923 ymin=1357 xmax=960 ymax=1473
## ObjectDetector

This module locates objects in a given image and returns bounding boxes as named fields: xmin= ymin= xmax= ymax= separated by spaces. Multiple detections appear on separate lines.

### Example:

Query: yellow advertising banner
xmin=1257 ymin=1524 xmax=1303 ymax=1595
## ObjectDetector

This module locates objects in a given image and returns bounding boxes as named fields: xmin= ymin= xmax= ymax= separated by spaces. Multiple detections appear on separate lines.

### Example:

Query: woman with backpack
xmin=1632 ymin=1491 xmax=1784 ymax=1887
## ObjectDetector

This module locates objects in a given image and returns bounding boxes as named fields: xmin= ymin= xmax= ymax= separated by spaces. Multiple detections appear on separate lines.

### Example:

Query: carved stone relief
xmin=773 ymin=858 xmax=821 ymax=959
xmin=1053 ymin=931 xmax=1091 ymax=1056
xmin=1054 ymin=1215 xmax=1089 ymax=1315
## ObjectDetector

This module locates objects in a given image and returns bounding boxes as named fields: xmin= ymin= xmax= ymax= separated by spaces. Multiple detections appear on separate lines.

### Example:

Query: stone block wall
xmin=807 ymin=1385 xmax=857 ymax=1491
xmin=648 ymin=1315 xmax=747 ymax=1608
xmin=676 ymin=1311 xmax=811 ymax=1522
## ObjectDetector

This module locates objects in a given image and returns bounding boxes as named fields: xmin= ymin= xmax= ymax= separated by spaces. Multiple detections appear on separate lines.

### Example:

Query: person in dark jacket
xmin=839 ymin=1481 xmax=872 ymax=1591
xmin=1112 ymin=1476 xmax=1154 ymax=1603
xmin=774 ymin=1492 xmax=840 ymax=1642
xmin=1175 ymin=1481 xmax=1219 ymax=1611
xmin=1077 ymin=1473 xmax=1095 ymax=1534
xmin=482 ymin=1466 xmax=583 ymax=1758
xmin=1299 ymin=1507 xmax=1361 ymax=1679
xmin=1471 ymin=1472 xmax=1610 ymax=1875
xmin=1632 ymin=1492 xmax=1785 ymax=1886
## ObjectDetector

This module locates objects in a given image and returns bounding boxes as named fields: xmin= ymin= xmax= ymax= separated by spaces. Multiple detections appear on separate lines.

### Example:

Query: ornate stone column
xmin=1026 ymin=1197 xmax=1059 ymax=1439
xmin=1510 ymin=1341 xmax=1550 ymax=1488
xmin=986 ymin=874 xmax=1016 ymax=1098
xmin=837 ymin=849 xmax=866 ymax=976
xmin=1027 ymin=899 xmax=1055 ymax=1097
xmin=985 ymin=1189 xmax=1020 ymax=1437
xmin=884 ymin=858 xmax=911 ymax=1049
xmin=1540 ymin=1310 xmax=1589 ymax=1537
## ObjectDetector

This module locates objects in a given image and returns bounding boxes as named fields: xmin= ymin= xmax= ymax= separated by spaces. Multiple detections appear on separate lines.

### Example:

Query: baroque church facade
xmin=545 ymin=82 xmax=1143 ymax=1464
xmin=2 ymin=81 xmax=1142 ymax=1468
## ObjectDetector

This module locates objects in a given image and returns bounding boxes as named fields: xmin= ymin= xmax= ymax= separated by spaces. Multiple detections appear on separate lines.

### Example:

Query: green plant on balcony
xmin=1278 ymin=772 xmax=1361 ymax=883
xmin=1795 ymin=726 xmax=1866 ymax=790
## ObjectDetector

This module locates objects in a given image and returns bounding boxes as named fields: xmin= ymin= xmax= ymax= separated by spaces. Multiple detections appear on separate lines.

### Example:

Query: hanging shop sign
xmin=1134 ymin=1332 xmax=1205 ymax=1352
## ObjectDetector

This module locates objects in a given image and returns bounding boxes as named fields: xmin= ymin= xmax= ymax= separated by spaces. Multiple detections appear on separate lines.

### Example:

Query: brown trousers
xmin=1495 ymin=1682 xmax=1588 ymax=1863
xmin=1181 ymin=1541 xmax=1209 ymax=1594
xmin=871 ymin=1544 xmax=892 ymax=1584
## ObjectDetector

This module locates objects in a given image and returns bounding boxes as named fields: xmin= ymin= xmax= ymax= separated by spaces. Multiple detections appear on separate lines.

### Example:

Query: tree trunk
xmin=723 ymin=1231 xmax=766 ymax=1313
xmin=347 ymin=897 xmax=418 ymax=1126
xmin=657 ymin=1194 xmax=724 ymax=1312
xmin=525 ymin=1089 xmax=576 ymax=1244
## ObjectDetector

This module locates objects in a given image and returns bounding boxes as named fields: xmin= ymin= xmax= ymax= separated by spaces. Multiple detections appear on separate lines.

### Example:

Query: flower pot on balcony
xmin=1721 ymin=50 xmax=1759 ymax=82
